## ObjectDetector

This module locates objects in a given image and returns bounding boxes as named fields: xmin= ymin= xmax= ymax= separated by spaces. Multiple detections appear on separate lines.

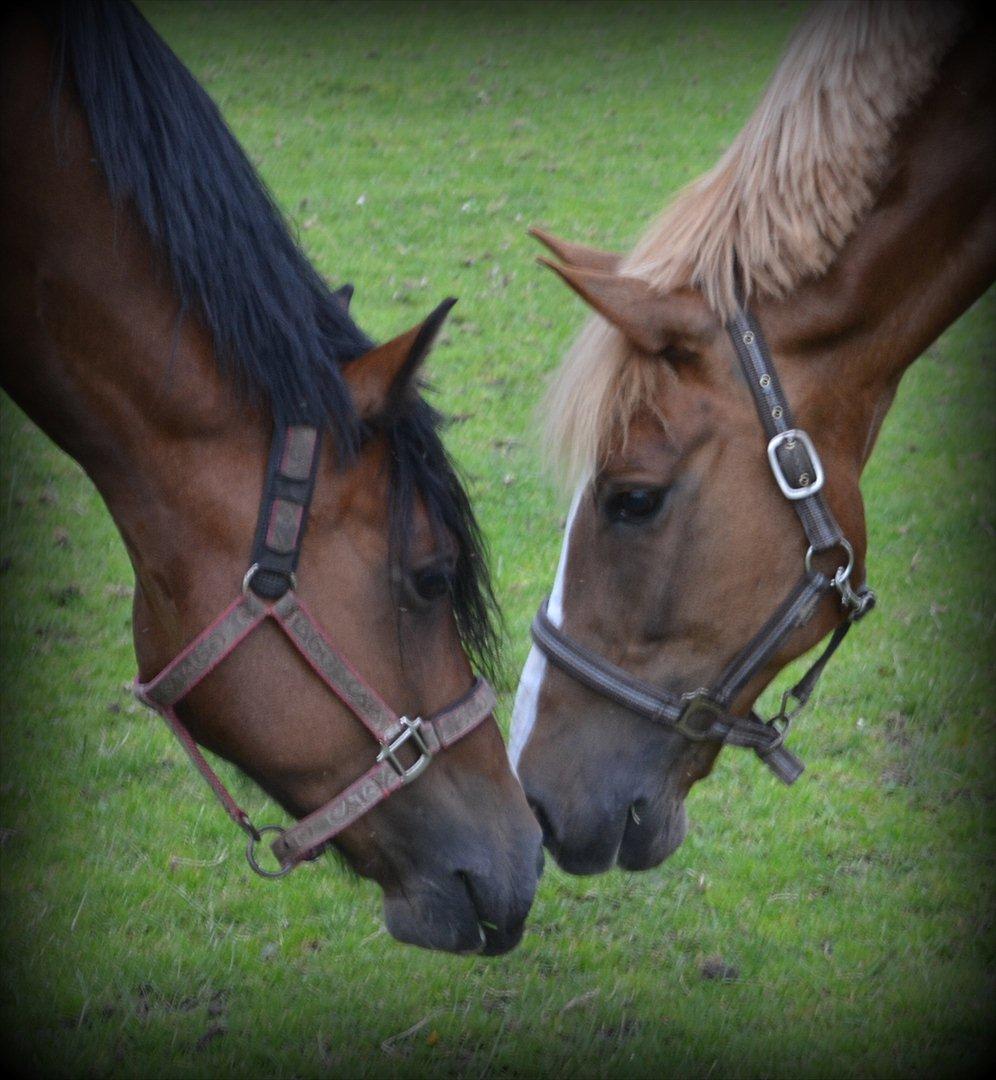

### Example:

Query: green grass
xmin=2 ymin=2 xmax=994 ymax=1076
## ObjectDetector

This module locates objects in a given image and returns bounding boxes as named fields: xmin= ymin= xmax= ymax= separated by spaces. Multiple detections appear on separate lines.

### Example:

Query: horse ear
xmin=529 ymin=225 xmax=620 ymax=273
xmin=538 ymin=258 xmax=715 ymax=354
xmin=346 ymin=298 xmax=456 ymax=418
xmin=333 ymin=283 xmax=354 ymax=310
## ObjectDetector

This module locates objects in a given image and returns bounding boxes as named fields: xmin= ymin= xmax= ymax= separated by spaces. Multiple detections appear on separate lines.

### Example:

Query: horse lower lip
xmin=478 ymin=917 xmax=526 ymax=956
xmin=617 ymin=799 xmax=687 ymax=871
xmin=460 ymin=871 xmax=533 ymax=955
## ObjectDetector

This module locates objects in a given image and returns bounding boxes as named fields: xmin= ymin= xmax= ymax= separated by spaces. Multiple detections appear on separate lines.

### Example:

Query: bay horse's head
xmin=6 ymin=1 xmax=542 ymax=953
xmin=510 ymin=232 xmax=871 ymax=875
xmin=129 ymin=295 xmax=543 ymax=954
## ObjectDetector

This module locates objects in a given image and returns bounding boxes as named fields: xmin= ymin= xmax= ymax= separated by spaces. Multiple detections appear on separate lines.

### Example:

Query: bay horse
xmin=0 ymin=1 xmax=541 ymax=953
xmin=510 ymin=1 xmax=995 ymax=875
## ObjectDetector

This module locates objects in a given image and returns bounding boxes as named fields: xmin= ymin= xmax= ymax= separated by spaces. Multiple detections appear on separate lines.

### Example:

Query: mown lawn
xmin=1 ymin=2 xmax=993 ymax=1077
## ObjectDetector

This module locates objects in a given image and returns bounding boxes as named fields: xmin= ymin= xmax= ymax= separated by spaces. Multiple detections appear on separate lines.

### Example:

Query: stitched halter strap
xmin=529 ymin=304 xmax=876 ymax=784
xmin=134 ymin=424 xmax=496 ymax=875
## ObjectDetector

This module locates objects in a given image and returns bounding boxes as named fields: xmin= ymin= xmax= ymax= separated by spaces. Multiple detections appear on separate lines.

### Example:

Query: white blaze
xmin=508 ymin=482 xmax=586 ymax=773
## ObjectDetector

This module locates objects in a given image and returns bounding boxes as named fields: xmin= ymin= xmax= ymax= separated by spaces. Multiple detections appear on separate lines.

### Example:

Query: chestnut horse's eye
xmin=604 ymin=488 xmax=668 ymax=525
xmin=412 ymin=566 xmax=452 ymax=601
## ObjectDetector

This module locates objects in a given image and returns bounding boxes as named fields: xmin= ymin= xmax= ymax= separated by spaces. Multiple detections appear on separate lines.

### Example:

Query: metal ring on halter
xmin=241 ymin=562 xmax=297 ymax=597
xmin=245 ymin=823 xmax=292 ymax=878
xmin=805 ymin=537 xmax=854 ymax=582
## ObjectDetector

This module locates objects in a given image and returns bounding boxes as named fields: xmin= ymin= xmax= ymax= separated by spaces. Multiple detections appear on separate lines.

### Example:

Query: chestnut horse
xmin=511 ymin=1 xmax=995 ymax=874
xmin=0 ymin=2 xmax=541 ymax=953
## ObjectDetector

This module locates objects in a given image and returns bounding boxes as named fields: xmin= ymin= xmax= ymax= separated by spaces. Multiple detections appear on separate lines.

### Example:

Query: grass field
xmin=2 ymin=2 xmax=994 ymax=1076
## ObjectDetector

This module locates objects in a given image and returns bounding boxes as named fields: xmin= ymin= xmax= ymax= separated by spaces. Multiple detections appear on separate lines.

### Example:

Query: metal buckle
xmin=766 ymin=429 xmax=825 ymax=500
xmin=676 ymin=691 xmax=727 ymax=741
xmin=377 ymin=716 xmax=432 ymax=782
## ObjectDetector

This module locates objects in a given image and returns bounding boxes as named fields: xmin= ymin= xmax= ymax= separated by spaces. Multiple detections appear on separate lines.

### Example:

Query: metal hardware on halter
xmin=773 ymin=685 xmax=806 ymax=729
xmin=676 ymin=691 xmax=726 ymax=741
xmin=242 ymin=562 xmax=297 ymax=597
xmin=767 ymin=428 xmax=825 ymax=500
xmin=805 ymin=537 xmax=854 ymax=585
xmin=803 ymin=538 xmax=873 ymax=618
xmin=837 ymin=573 xmax=876 ymax=621
xmin=245 ymin=823 xmax=293 ymax=879
xmin=377 ymin=716 xmax=433 ymax=781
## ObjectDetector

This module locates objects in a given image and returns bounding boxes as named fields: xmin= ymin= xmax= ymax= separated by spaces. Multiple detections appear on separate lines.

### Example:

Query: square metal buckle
xmin=676 ymin=691 xmax=726 ymax=741
xmin=377 ymin=716 xmax=432 ymax=782
xmin=766 ymin=428 xmax=825 ymax=500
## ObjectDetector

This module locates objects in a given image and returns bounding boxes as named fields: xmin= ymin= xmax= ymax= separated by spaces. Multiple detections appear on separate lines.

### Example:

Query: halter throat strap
xmin=529 ymin=305 xmax=875 ymax=784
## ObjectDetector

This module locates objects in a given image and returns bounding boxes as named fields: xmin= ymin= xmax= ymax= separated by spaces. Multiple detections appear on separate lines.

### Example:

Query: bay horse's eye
xmin=604 ymin=488 xmax=668 ymax=525
xmin=412 ymin=566 xmax=452 ymax=601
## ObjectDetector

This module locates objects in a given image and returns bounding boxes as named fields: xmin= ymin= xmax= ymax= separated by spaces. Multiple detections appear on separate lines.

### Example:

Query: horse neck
xmin=760 ymin=19 xmax=996 ymax=470
xmin=0 ymin=18 xmax=267 ymax=632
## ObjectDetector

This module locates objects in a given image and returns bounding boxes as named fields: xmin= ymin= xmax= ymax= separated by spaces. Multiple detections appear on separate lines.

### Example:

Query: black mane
xmin=47 ymin=0 xmax=370 ymax=451
xmin=47 ymin=1 xmax=499 ymax=674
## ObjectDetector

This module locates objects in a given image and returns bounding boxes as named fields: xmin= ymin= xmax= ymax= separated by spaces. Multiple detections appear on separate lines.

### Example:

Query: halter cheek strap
xmin=134 ymin=423 xmax=496 ymax=876
xmin=529 ymin=304 xmax=876 ymax=784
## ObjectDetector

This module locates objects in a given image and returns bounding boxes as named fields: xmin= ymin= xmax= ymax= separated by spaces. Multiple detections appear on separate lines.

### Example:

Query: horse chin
xmin=524 ymin=747 xmax=694 ymax=876
xmin=536 ymin=796 xmax=689 ymax=876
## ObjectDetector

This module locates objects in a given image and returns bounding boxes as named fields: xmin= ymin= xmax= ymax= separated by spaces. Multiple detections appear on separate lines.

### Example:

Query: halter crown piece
xmin=134 ymin=424 xmax=496 ymax=877
xmin=530 ymin=303 xmax=876 ymax=784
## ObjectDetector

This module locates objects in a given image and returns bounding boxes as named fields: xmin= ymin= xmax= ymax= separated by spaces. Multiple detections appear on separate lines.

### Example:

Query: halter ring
xmin=805 ymin=537 xmax=854 ymax=583
xmin=245 ymin=823 xmax=292 ymax=878
xmin=242 ymin=562 xmax=297 ymax=597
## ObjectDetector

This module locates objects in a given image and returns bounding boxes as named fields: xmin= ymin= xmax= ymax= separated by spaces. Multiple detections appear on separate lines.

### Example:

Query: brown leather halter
xmin=530 ymin=304 xmax=876 ymax=783
xmin=135 ymin=423 xmax=496 ymax=877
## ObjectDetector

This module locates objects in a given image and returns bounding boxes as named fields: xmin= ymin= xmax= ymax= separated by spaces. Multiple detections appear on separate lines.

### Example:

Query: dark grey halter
xmin=530 ymin=305 xmax=876 ymax=784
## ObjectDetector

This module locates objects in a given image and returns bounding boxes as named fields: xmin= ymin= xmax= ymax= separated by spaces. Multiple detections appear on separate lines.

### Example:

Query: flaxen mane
xmin=546 ymin=1 xmax=965 ymax=485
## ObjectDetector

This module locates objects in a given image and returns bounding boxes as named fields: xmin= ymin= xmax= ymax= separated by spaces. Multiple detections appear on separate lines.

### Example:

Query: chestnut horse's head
xmin=509 ymin=235 xmax=876 ymax=875
xmin=509 ymin=0 xmax=986 ymax=876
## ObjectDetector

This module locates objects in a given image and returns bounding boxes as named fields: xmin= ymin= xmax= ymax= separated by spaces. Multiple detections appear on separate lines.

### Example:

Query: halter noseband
xmin=135 ymin=424 xmax=496 ymax=877
xmin=530 ymin=305 xmax=875 ymax=784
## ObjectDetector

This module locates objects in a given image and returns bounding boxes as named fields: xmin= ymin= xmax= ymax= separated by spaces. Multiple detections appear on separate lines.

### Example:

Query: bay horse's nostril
xmin=527 ymin=797 xmax=558 ymax=850
xmin=456 ymin=868 xmax=530 ymax=956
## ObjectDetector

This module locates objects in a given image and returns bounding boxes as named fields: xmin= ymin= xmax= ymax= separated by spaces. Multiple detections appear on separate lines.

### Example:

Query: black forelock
xmin=380 ymin=395 xmax=502 ymax=684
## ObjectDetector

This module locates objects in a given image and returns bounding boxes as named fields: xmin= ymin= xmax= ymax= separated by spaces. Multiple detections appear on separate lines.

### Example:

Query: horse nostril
xmin=527 ymin=797 xmax=557 ymax=849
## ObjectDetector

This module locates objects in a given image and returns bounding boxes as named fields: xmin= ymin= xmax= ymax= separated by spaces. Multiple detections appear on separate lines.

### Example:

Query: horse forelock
xmin=381 ymin=397 xmax=502 ymax=682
